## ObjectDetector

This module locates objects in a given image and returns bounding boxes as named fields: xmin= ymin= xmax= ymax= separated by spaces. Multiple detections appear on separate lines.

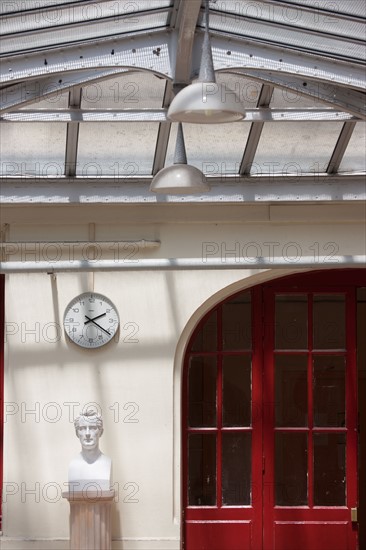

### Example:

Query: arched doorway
xmin=182 ymin=270 xmax=365 ymax=550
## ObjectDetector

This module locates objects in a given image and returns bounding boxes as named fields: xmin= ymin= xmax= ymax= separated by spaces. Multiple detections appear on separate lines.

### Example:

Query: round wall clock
xmin=64 ymin=292 xmax=119 ymax=348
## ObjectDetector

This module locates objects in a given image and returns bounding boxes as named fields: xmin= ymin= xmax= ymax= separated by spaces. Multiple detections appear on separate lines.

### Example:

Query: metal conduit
xmin=0 ymin=257 xmax=365 ymax=273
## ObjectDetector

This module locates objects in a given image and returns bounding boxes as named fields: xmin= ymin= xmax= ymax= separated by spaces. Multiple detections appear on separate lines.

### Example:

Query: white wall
xmin=1 ymin=210 xmax=365 ymax=549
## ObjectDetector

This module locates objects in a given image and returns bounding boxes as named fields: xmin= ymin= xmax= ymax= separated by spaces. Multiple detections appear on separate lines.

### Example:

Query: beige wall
xmin=1 ymin=209 xmax=365 ymax=549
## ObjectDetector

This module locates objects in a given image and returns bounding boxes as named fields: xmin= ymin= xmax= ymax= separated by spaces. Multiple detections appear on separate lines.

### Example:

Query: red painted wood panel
xmin=185 ymin=521 xmax=252 ymax=550
xmin=274 ymin=522 xmax=349 ymax=550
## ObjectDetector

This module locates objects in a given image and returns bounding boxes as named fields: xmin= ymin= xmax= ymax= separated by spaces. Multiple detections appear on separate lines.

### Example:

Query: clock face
xmin=64 ymin=292 xmax=119 ymax=348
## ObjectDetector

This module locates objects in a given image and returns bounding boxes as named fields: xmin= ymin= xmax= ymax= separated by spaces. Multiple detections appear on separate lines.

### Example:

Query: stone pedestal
xmin=62 ymin=490 xmax=115 ymax=550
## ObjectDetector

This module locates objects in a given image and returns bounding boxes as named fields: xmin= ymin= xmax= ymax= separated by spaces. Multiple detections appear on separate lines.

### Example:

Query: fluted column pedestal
xmin=62 ymin=490 xmax=114 ymax=550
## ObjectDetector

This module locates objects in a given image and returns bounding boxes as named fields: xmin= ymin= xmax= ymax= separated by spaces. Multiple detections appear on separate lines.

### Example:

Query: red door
xmin=183 ymin=278 xmax=359 ymax=550
xmin=183 ymin=291 xmax=263 ymax=550
xmin=263 ymin=287 xmax=358 ymax=550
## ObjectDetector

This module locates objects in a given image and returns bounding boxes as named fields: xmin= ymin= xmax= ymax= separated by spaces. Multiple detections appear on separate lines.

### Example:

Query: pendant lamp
xmin=167 ymin=0 xmax=246 ymax=123
xmin=149 ymin=123 xmax=210 ymax=194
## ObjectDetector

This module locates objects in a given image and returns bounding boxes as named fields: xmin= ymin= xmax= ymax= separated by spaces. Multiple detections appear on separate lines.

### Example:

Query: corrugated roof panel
xmin=206 ymin=12 xmax=365 ymax=62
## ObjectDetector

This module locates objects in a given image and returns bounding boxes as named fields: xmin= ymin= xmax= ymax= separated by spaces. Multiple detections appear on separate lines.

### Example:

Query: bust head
xmin=74 ymin=411 xmax=103 ymax=453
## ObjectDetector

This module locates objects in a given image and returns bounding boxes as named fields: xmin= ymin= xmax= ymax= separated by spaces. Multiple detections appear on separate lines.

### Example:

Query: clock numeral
xmin=88 ymin=338 xmax=94 ymax=344
xmin=67 ymin=317 xmax=74 ymax=323
xmin=73 ymin=308 xmax=79 ymax=313
xmin=89 ymin=297 xmax=95 ymax=303
xmin=106 ymin=308 xmax=111 ymax=313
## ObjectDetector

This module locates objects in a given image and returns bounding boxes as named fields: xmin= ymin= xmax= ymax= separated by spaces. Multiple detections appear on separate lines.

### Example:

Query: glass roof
xmin=0 ymin=0 xmax=365 ymax=199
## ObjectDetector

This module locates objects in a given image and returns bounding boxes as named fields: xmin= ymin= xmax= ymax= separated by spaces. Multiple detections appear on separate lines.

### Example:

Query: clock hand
xmin=84 ymin=313 xmax=107 ymax=325
xmin=84 ymin=316 xmax=111 ymax=336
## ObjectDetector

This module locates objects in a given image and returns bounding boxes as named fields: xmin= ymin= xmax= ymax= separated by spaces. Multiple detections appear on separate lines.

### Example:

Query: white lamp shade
xmin=167 ymin=81 xmax=246 ymax=124
xmin=150 ymin=163 xmax=209 ymax=194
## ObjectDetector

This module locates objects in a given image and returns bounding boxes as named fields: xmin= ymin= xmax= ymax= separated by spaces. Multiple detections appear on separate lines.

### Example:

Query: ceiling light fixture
xmin=167 ymin=0 xmax=246 ymax=124
xmin=149 ymin=123 xmax=210 ymax=194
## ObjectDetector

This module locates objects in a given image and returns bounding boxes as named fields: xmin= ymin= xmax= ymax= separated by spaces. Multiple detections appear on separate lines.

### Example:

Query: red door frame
xmin=182 ymin=269 xmax=364 ymax=550
xmin=0 ymin=275 xmax=4 ymax=529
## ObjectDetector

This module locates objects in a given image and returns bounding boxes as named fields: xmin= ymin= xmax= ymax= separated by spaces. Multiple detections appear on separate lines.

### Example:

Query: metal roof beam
xmin=65 ymin=86 xmax=82 ymax=177
xmin=1 ymin=108 xmax=358 ymax=123
xmin=171 ymin=0 xmax=202 ymax=85
xmin=327 ymin=121 xmax=357 ymax=174
xmin=238 ymin=70 xmax=366 ymax=120
xmin=0 ymin=69 xmax=128 ymax=112
xmin=152 ymin=81 xmax=173 ymax=175
xmin=151 ymin=0 xmax=181 ymax=175
xmin=1 ymin=175 xmax=365 ymax=206
xmin=239 ymin=84 xmax=273 ymax=175
xmin=0 ymin=29 xmax=172 ymax=85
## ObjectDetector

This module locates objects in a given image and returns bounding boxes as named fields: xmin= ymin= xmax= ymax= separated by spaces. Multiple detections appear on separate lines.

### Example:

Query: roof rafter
xmin=0 ymin=69 xmax=128 ymax=112
xmin=65 ymin=86 xmax=82 ymax=177
xmin=0 ymin=108 xmax=358 ymax=123
xmin=327 ymin=121 xmax=357 ymax=173
xmin=171 ymin=0 xmax=202 ymax=85
xmin=239 ymin=70 xmax=366 ymax=120
xmin=239 ymin=84 xmax=273 ymax=175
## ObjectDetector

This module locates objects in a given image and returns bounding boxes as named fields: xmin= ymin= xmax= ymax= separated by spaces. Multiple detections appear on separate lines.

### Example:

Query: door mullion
xmin=346 ymin=289 xmax=358 ymax=511
xmin=308 ymin=294 xmax=314 ymax=509
xmin=217 ymin=307 xmax=223 ymax=509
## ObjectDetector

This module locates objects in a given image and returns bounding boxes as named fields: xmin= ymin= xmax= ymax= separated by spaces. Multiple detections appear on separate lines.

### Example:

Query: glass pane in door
xmin=275 ymin=295 xmax=308 ymax=350
xmin=188 ymin=357 xmax=217 ymax=427
xmin=313 ymin=295 xmax=346 ymax=349
xmin=222 ymin=292 xmax=251 ymax=350
xmin=223 ymin=355 xmax=251 ymax=427
xmin=275 ymin=354 xmax=308 ymax=427
xmin=314 ymin=433 xmax=346 ymax=506
xmin=222 ymin=432 xmax=251 ymax=505
xmin=275 ymin=432 xmax=308 ymax=506
xmin=313 ymin=356 xmax=346 ymax=427
xmin=188 ymin=434 xmax=217 ymax=506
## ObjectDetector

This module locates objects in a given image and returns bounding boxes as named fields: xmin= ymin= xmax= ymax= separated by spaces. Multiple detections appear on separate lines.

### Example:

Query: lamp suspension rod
xmin=198 ymin=0 xmax=216 ymax=83
xmin=173 ymin=122 xmax=188 ymax=164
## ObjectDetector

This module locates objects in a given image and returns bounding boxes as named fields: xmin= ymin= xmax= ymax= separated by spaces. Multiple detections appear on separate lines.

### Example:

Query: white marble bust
xmin=68 ymin=411 xmax=112 ymax=492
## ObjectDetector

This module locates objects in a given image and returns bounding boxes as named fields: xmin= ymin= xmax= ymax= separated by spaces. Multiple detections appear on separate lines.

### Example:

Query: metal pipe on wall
xmin=0 ymin=256 xmax=365 ymax=273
